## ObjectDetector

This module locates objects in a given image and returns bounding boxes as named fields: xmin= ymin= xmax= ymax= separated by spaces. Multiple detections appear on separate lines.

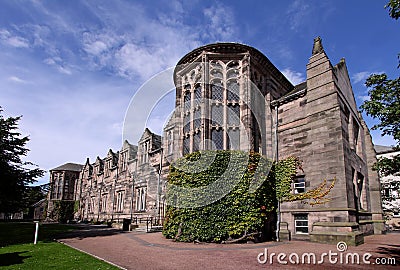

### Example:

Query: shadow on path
xmin=55 ymin=224 xmax=127 ymax=241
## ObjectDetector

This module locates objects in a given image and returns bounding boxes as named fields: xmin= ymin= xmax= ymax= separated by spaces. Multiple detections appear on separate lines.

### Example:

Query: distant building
xmin=375 ymin=145 xmax=400 ymax=229
xmin=46 ymin=163 xmax=83 ymax=221
xmin=48 ymin=38 xmax=384 ymax=244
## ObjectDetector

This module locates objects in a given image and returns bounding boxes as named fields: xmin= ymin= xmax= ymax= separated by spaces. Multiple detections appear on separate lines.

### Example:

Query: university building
xmin=47 ymin=38 xmax=384 ymax=244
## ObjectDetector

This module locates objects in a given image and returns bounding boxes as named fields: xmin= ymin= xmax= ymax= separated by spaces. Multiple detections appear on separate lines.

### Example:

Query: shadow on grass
xmin=0 ymin=251 xmax=31 ymax=267
xmin=54 ymin=224 xmax=127 ymax=241
xmin=0 ymin=223 xmax=126 ymax=247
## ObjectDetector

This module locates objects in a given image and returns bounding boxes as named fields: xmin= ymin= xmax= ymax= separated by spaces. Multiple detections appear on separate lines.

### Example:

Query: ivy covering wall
xmin=163 ymin=150 xmax=296 ymax=243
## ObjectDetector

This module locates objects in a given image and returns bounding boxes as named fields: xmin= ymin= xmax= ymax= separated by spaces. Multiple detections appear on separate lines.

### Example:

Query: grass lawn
xmin=0 ymin=223 xmax=120 ymax=269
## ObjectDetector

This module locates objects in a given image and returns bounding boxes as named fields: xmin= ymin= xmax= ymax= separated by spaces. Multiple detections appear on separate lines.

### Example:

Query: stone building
xmin=48 ymin=38 xmax=384 ymax=244
xmin=47 ymin=163 xmax=83 ymax=221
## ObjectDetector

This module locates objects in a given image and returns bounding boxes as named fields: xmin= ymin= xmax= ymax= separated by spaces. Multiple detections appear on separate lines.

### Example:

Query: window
xmin=227 ymin=129 xmax=239 ymax=150
xmin=211 ymin=82 xmax=223 ymax=102
xmin=116 ymin=191 xmax=124 ymax=213
xmin=100 ymin=194 xmax=107 ymax=213
xmin=212 ymin=129 xmax=223 ymax=150
xmin=194 ymin=85 xmax=202 ymax=107
xmin=136 ymin=187 xmax=146 ymax=211
xmin=352 ymin=118 xmax=359 ymax=152
xmin=193 ymin=131 xmax=201 ymax=152
xmin=183 ymin=114 xmax=190 ymax=134
xmin=294 ymin=214 xmax=309 ymax=234
xmin=193 ymin=109 xmax=201 ymax=129
xmin=294 ymin=176 xmax=306 ymax=194
xmin=212 ymin=105 xmax=223 ymax=126
xmin=167 ymin=131 xmax=173 ymax=155
xmin=227 ymin=81 xmax=239 ymax=101
xmin=227 ymin=104 xmax=240 ymax=125
xmin=184 ymin=91 xmax=191 ymax=112
xmin=183 ymin=136 xmax=190 ymax=155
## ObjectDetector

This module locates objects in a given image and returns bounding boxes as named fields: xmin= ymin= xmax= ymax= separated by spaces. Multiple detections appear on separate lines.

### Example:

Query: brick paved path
xmin=58 ymin=227 xmax=400 ymax=269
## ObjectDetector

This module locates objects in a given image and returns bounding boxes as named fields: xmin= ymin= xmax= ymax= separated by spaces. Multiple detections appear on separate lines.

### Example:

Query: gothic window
xmin=184 ymin=91 xmax=191 ymax=112
xmin=183 ymin=136 xmax=190 ymax=155
xmin=211 ymin=82 xmax=223 ymax=102
xmin=227 ymin=104 xmax=240 ymax=125
xmin=227 ymin=81 xmax=239 ymax=101
xmin=212 ymin=105 xmax=223 ymax=126
xmin=183 ymin=113 xmax=190 ymax=134
xmin=227 ymin=129 xmax=240 ymax=150
xmin=194 ymin=85 xmax=202 ymax=107
xmin=193 ymin=131 xmax=201 ymax=152
xmin=193 ymin=109 xmax=201 ymax=130
xmin=212 ymin=129 xmax=223 ymax=150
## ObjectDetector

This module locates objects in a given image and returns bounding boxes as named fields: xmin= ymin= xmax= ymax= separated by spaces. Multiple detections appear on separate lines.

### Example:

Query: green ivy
xmin=163 ymin=151 xmax=283 ymax=242
xmin=53 ymin=201 xmax=75 ymax=223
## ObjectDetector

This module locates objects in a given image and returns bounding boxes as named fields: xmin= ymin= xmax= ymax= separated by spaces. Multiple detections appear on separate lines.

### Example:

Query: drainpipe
xmin=273 ymin=102 xmax=280 ymax=242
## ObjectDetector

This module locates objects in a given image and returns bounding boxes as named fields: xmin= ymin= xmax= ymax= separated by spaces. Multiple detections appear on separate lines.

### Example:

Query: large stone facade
xmin=47 ymin=38 xmax=384 ymax=243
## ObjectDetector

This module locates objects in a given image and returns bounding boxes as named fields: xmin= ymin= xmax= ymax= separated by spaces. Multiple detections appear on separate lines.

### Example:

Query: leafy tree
xmin=360 ymin=1 xmax=400 ymax=214
xmin=0 ymin=107 xmax=44 ymax=217
xmin=386 ymin=0 xmax=400 ymax=20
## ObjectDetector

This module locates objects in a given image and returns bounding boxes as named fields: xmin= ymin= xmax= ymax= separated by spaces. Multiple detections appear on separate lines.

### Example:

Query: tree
xmin=360 ymin=1 xmax=400 ymax=215
xmin=0 ymin=107 xmax=44 ymax=217
xmin=385 ymin=0 xmax=400 ymax=20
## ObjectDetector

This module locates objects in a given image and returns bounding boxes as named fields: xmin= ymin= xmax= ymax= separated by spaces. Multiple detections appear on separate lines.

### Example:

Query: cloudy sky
xmin=0 ymin=0 xmax=399 ymax=185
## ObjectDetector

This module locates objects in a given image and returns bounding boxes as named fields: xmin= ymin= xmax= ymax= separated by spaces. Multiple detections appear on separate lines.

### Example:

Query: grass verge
xmin=0 ymin=222 xmax=120 ymax=269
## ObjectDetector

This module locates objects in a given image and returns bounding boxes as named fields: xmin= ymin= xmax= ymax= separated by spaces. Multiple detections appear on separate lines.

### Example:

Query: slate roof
xmin=374 ymin=145 xmax=396 ymax=154
xmin=50 ymin=163 xmax=83 ymax=172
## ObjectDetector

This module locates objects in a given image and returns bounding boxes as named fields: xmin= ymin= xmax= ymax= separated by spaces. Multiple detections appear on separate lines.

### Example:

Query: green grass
xmin=0 ymin=223 xmax=120 ymax=269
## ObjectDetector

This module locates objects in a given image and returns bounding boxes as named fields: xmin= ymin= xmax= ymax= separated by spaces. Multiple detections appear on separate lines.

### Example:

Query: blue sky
xmin=0 ymin=0 xmax=399 ymax=185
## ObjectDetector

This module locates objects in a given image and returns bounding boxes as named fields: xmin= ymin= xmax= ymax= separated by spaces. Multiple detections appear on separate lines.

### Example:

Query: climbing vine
xmin=163 ymin=151 xmax=335 ymax=243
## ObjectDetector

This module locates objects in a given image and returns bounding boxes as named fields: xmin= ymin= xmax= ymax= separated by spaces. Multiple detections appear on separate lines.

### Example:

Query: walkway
xmin=58 ymin=227 xmax=400 ymax=269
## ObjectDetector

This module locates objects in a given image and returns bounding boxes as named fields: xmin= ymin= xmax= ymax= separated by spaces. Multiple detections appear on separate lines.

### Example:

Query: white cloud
xmin=8 ymin=76 xmax=29 ymax=84
xmin=0 ymin=28 xmax=30 ymax=48
xmin=282 ymin=68 xmax=305 ymax=85
xmin=357 ymin=95 xmax=370 ymax=102
xmin=286 ymin=0 xmax=311 ymax=31
xmin=352 ymin=71 xmax=384 ymax=84
xmin=203 ymin=3 xmax=237 ymax=41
